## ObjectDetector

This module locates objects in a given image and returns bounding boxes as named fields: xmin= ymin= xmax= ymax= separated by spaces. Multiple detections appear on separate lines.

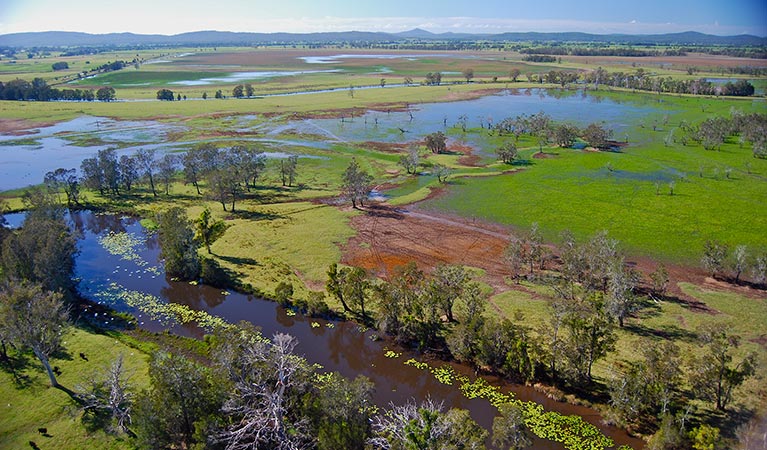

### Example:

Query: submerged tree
xmin=582 ymin=122 xmax=613 ymax=149
xmin=497 ymin=141 xmax=519 ymax=164
xmin=0 ymin=281 xmax=68 ymax=387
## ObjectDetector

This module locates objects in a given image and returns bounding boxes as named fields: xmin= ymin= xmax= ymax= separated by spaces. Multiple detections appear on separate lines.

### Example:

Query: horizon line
xmin=2 ymin=28 xmax=766 ymax=38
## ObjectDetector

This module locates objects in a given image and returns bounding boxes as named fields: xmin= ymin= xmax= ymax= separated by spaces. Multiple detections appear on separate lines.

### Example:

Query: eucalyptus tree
xmin=341 ymin=158 xmax=373 ymax=208
xmin=157 ymin=207 xmax=199 ymax=280
xmin=134 ymin=148 xmax=158 ymax=196
xmin=0 ymin=281 xmax=69 ymax=388
xmin=689 ymin=325 xmax=757 ymax=410
xmin=44 ymin=168 xmax=80 ymax=207
xmin=280 ymin=154 xmax=299 ymax=187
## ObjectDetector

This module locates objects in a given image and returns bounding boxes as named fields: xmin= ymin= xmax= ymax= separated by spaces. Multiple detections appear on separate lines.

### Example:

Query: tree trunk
xmin=148 ymin=174 xmax=157 ymax=196
xmin=34 ymin=348 xmax=58 ymax=388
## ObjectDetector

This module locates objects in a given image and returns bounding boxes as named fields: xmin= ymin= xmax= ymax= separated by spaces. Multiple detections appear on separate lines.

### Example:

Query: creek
xmin=18 ymin=209 xmax=644 ymax=450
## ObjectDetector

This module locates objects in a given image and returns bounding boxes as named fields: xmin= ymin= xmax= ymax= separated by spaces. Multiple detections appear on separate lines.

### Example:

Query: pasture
xmin=1 ymin=45 xmax=766 ymax=447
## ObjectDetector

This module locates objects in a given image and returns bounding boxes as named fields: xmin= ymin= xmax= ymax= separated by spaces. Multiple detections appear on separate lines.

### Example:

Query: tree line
xmin=0 ymin=77 xmax=115 ymax=101
xmin=521 ymin=46 xmax=687 ymax=57
xmin=314 ymin=227 xmax=760 ymax=448
xmin=583 ymin=66 xmax=756 ymax=96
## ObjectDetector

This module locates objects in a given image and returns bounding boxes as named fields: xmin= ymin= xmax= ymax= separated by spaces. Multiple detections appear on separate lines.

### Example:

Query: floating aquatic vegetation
xmin=325 ymin=323 xmax=335 ymax=328
xmin=521 ymin=404 xmax=614 ymax=450
xmin=99 ymin=231 xmax=147 ymax=266
xmin=383 ymin=349 xmax=401 ymax=359
xmin=403 ymin=358 xmax=428 ymax=370
xmin=430 ymin=365 xmax=456 ymax=385
xmin=311 ymin=322 xmax=320 ymax=328
xmin=92 ymin=282 xmax=227 ymax=330
xmin=286 ymin=309 xmax=297 ymax=316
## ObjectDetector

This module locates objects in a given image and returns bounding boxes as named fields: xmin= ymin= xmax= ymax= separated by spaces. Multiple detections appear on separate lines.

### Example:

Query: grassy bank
xmin=0 ymin=328 xmax=150 ymax=449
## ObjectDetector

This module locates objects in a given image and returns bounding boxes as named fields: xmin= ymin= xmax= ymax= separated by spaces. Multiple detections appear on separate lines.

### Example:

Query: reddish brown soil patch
xmin=362 ymin=141 xmax=409 ymax=153
xmin=341 ymin=205 xmax=510 ymax=290
xmin=751 ymin=335 xmax=767 ymax=350
xmin=341 ymin=204 xmax=764 ymax=308
xmin=533 ymin=151 xmax=557 ymax=159
xmin=197 ymin=130 xmax=263 ymax=139
xmin=442 ymin=88 xmax=504 ymax=102
xmin=0 ymin=118 xmax=54 ymax=136
xmin=449 ymin=142 xmax=483 ymax=167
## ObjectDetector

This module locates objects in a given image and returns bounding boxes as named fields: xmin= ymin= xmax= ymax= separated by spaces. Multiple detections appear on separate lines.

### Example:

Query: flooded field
xmin=0 ymin=88 xmax=667 ymax=191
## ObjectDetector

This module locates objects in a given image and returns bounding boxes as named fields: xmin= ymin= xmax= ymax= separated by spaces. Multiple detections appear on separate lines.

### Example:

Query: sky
xmin=1 ymin=0 xmax=766 ymax=36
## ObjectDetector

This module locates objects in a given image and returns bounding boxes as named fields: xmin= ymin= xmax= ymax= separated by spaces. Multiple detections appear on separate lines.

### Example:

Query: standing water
xmin=55 ymin=210 xmax=643 ymax=449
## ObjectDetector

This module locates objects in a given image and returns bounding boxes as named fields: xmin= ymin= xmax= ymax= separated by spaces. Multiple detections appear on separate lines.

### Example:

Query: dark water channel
xmin=30 ymin=209 xmax=643 ymax=450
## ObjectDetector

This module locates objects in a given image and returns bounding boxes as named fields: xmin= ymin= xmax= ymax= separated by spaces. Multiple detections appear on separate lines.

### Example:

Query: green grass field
xmin=0 ymin=328 xmax=150 ymax=450
xmin=417 ymin=94 xmax=767 ymax=261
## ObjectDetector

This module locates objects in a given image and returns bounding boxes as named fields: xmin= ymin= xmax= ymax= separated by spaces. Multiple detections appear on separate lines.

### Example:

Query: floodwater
xmin=0 ymin=88 xmax=665 ymax=192
xmin=283 ymin=88 xmax=662 ymax=157
xmin=0 ymin=114 xmax=323 ymax=192
xmin=169 ymin=69 xmax=342 ymax=86
xmin=299 ymin=54 xmax=485 ymax=64
xmin=40 ymin=210 xmax=643 ymax=450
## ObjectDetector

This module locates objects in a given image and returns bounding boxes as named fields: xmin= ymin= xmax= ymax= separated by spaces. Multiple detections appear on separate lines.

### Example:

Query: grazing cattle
xmin=29 ymin=441 xmax=40 ymax=450
xmin=79 ymin=352 xmax=88 ymax=361
xmin=37 ymin=428 xmax=47 ymax=435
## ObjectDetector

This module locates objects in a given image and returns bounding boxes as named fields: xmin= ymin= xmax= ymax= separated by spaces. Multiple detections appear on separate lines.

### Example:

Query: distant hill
xmin=1 ymin=29 xmax=765 ymax=48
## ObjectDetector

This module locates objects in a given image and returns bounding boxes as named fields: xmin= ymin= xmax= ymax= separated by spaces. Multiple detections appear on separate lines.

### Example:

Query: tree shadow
xmin=662 ymin=293 xmax=716 ymax=314
xmin=623 ymin=323 xmax=699 ymax=343
xmin=216 ymin=254 xmax=260 ymax=267
xmin=227 ymin=209 xmax=286 ymax=222
xmin=511 ymin=159 xmax=534 ymax=166
xmin=363 ymin=205 xmax=404 ymax=220
xmin=0 ymin=352 xmax=34 ymax=388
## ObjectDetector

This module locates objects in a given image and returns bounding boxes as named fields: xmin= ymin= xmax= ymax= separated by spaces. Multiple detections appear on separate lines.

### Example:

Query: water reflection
xmin=66 ymin=210 xmax=643 ymax=450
